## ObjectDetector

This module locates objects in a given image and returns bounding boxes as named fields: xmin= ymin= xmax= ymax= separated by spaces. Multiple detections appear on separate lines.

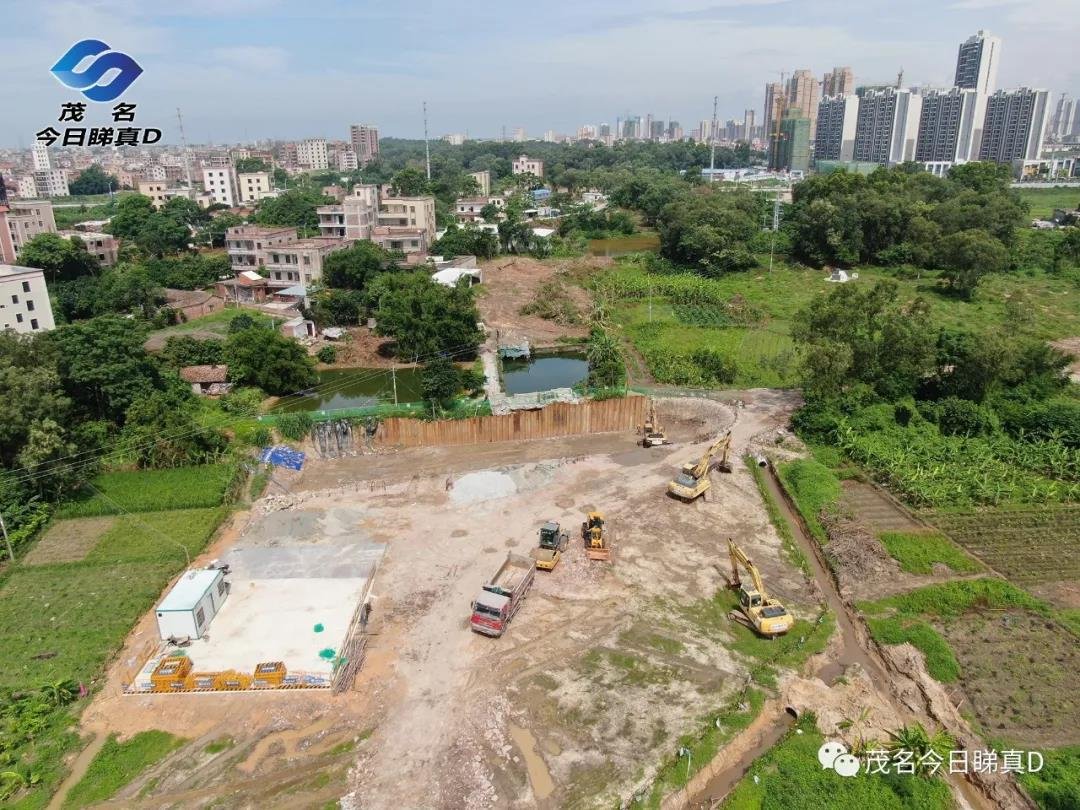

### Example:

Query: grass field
xmin=1017 ymin=186 xmax=1080 ymax=219
xmin=63 ymin=731 xmax=184 ymax=808
xmin=0 ymin=464 xmax=235 ymax=807
xmin=877 ymin=531 xmax=981 ymax=575
xmin=144 ymin=308 xmax=283 ymax=349
xmin=599 ymin=257 xmax=1080 ymax=390
xmin=56 ymin=465 xmax=240 ymax=518
xmin=722 ymin=713 xmax=953 ymax=810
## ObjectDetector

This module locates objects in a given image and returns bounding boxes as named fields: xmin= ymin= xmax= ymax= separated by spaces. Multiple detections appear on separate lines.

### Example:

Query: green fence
xmin=255 ymin=398 xmax=492 ymax=425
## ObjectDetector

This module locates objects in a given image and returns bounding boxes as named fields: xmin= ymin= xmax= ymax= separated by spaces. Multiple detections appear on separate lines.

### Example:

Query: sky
xmin=1 ymin=0 xmax=1078 ymax=148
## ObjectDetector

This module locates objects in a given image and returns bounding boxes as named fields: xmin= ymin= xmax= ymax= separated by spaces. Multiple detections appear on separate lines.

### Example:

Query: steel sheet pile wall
xmin=374 ymin=396 xmax=645 ymax=448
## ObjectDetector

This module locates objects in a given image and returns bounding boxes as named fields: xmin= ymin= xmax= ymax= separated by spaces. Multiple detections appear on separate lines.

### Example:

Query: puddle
xmin=508 ymin=723 xmax=555 ymax=800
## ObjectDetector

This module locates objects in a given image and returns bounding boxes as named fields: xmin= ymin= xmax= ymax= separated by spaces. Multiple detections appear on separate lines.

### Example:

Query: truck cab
xmin=471 ymin=590 xmax=511 ymax=636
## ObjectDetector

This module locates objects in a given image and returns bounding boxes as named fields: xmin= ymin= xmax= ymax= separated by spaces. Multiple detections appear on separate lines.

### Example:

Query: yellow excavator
xmin=726 ymin=538 xmax=794 ymax=637
xmin=582 ymin=511 xmax=612 ymax=561
xmin=642 ymin=400 xmax=667 ymax=447
xmin=666 ymin=431 xmax=732 ymax=501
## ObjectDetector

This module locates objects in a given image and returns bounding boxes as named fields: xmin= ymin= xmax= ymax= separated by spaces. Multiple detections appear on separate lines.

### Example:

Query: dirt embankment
xmin=477 ymin=255 xmax=608 ymax=348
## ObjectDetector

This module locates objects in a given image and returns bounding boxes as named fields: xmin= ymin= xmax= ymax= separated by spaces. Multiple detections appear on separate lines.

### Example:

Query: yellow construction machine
xmin=666 ymin=431 xmax=732 ymax=501
xmin=726 ymin=538 xmax=794 ymax=637
xmin=642 ymin=400 xmax=667 ymax=447
xmin=582 ymin=511 xmax=612 ymax=561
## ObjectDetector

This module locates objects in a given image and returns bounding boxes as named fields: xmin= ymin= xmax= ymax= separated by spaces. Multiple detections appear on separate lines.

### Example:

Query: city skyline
xmin=1 ymin=0 xmax=1078 ymax=148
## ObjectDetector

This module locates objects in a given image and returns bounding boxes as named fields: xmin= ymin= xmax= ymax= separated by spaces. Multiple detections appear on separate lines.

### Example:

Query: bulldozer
xmin=641 ymin=400 xmax=667 ymax=447
xmin=666 ymin=431 xmax=732 ymax=501
xmin=582 ymin=511 xmax=612 ymax=561
xmin=726 ymin=538 xmax=794 ymax=637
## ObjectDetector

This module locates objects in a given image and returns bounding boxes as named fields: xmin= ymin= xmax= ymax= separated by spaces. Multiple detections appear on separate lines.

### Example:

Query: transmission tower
xmin=423 ymin=101 xmax=431 ymax=181
xmin=176 ymin=107 xmax=193 ymax=187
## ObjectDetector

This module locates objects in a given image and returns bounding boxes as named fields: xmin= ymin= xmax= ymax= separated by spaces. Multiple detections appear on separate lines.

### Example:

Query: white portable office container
xmin=155 ymin=568 xmax=227 ymax=640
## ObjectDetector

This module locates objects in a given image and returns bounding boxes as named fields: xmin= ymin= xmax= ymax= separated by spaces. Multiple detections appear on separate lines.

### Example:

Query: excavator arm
xmin=727 ymin=538 xmax=769 ymax=601
xmin=691 ymin=431 xmax=732 ymax=479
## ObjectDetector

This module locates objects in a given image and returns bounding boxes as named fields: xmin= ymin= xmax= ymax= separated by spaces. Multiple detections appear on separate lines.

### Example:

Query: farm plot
xmin=925 ymin=506 xmax=1080 ymax=588
xmin=940 ymin=611 xmax=1080 ymax=749
xmin=56 ymin=464 xmax=240 ymax=518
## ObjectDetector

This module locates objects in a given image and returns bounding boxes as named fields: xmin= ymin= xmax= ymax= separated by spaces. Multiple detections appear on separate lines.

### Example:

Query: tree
xmin=371 ymin=272 xmax=483 ymax=359
xmin=235 ymin=157 xmax=270 ymax=173
xmin=792 ymin=281 xmax=935 ymax=401
xmin=16 ymin=233 xmax=100 ymax=283
xmin=69 ymin=164 xmax=118 ymax=195
xmin=430 ymin=225 xmax=500 ymax=260
xmin=0 ymin=332 xmax=70 ymax=466
xmin=136 ymin=212 xmax=191 ymax=257
xmin=1053 ymin=228 xmax=1080 ymax=272
xmin=224 ymin=328 xmax=317 ymax=395
xmin=937 ymin=229 xmax=1008 ymax=299
xmin=656 ymin=190 xmax=762 ymax=274
xmin=947 ymin=161 xmax=1013 ymax=194
xmin=161 ymin=196 xmax=209 ymax=229
xmin=228 ymin=313 xmax=257 ymax=333
xmin=16 ymin=418 xmax=80 ymax=498
xmin=885 ymin=724 xmax=954 ymax=778
xmin=196 ymin=212 xmax=244 ymax=248
xmin=390 ymin=166 xmax=430 ymax=197
xmin=122 ymin=388 xmax=227 ymax=468
xmin=254 ymin=188 xmax=330 ymax=232
xmin=479 ymin=202 xmax=501 ymax=222
xmin=160 ymin=336 xmax=225 ymax=368
xmin=420 ymin=357 xmax=464 ymax=407
xmin=44 ymin=316 xmax=163 ymax=423
xmin=308 ymin=288 xmax=365 ymax=326
xmin=586 ymin=328 xmax=626 ymax=389
xmin=107 ymin=194 xmax=156 ymax=240
xmin=95 ymin=264 xmax=165 ymax=317
xmin=322 ymin=240 xmax=397 ymax=290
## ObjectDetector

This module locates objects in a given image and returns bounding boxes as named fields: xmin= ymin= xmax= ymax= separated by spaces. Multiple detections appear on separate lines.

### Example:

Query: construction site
xmin=69 ymin=389 xmax=839 ymax=807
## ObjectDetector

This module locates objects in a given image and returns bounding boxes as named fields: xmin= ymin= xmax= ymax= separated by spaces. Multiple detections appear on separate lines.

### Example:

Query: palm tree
xmin=885 ymin=723 xmax=954 ymax=777
xmin=39 ymin=679 xmax=78 ymax=708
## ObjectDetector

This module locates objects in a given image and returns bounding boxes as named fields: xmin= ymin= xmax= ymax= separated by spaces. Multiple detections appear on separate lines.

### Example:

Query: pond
xmin=280 ymin=367 xmax=424 ymax=412
xmin=586 ymin=233 xmax=660 ymax=257
xmin=501 ymin=352 xmax=588 ymax=395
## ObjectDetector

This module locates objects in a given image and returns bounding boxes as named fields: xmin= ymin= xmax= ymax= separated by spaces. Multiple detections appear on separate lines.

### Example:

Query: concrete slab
xmin=184 ymin=576 xmax=370 ymax=676
xmin=223 ymin=543 xmax=384 ymax=579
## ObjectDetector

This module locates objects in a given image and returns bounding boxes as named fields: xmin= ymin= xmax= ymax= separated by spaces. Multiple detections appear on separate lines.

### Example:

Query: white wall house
xmin=0 ymin=265 xmax=56 ymax=334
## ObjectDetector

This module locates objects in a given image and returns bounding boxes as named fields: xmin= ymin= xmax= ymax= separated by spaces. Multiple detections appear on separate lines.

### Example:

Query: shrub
xmin=219 ymin=387 xmax=264 ymax=416
xmin=316 ymin=345 xmax=337 ymax=364
xmin=275 ymin=412 xmax=313 ymax=442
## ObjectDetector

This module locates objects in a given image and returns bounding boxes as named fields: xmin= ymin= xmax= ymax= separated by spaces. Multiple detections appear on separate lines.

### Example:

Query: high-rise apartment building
xmin=742 ymin=109 xmax=756 ymax=142
xmin=787 ymin=70 xmax=821 ymax=140
xmin=915 ymin=87 xmax=981 ymax=164
xmin=30 ymin=144 xmax=67 ymax=198
xmin=3 ymin=201 xmax=57 ymax=260
xmin=852 ymin=87 xmax=922 ymax=165
xmin=822 ymin=67 xmax=855 ymax=98
xmin=1050 ymin=94 xmax=1076 ymax=141
xmin=598 ymin=123 xmax=611 ymax=138
xmin=763 ymin=82 xmax=786 ymax=155
xmin=815 ymin=95 xmax=860 ymax=161
xmin=772 ymin=113 xmax=811 ymax=173
xmin=668 ymin=121 xmax=682 ymax=141
xmin=237 ymin=171 xmax=273 ymax=203
xmin=978 ymin=87 xmax=1050 ymax=163
xmin=297 ymin=138 xmax=329 ymax=170
xmin=512 ymin=127 xmax=527 ymax=142
xmin=349 ymin=124 xmax=380 ymax=166
xmin=954 ymin=30 xmax=1001 ymax=95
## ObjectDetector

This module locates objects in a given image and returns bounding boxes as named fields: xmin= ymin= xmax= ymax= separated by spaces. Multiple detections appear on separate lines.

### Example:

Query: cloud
xmin=209 ymin=46 xmax=288 ymax=72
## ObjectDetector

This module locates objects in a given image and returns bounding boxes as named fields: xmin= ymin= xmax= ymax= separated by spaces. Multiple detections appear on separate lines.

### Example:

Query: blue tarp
xmin=260 ymin=445 xmax=306 ymax=470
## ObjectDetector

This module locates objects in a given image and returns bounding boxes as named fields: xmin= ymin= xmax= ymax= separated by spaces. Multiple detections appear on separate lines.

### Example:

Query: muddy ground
xmin=72 ymin=390 xmax=810 ymax=809
xmin=475 ymin=256 xmax=603 ymax=348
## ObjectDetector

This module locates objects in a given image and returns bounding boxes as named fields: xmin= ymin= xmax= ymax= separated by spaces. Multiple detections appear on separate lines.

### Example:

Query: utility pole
xmin=423 ymin=102 xmax=432 ymax=181
xmin=391 ymin=367 xmax=398 ymax=405
xmin=709 ymin=95 xmax=719 ymax=182
xmin=0 ymin=510 xmax=13 ymax=563
xmin=176 ymin=107 xmax=193 ymax=188
xmin=769 ymin=191 xmax=782 ymax=273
